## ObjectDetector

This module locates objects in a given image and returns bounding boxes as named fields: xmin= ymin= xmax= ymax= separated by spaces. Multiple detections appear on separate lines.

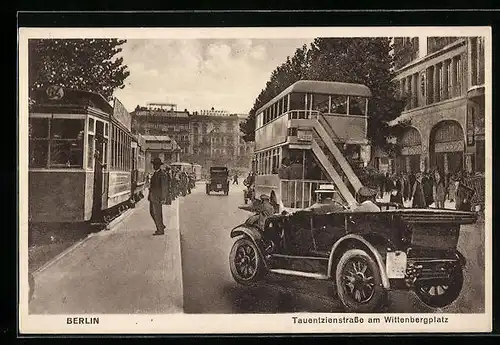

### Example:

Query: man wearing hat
xmin=351 ymin=186 xmax=381 ymax=212
xmin=305 ymin=184 xmax=345 ymax=214
xmin=149 ymin=157 xmax=169 ymax=235
xmin=246 ymin=194 xmax=275 ymax=229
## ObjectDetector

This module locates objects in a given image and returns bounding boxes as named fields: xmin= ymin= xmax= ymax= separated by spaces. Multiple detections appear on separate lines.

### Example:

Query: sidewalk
xmin=29 ymin=193 xmax=183 ymax=314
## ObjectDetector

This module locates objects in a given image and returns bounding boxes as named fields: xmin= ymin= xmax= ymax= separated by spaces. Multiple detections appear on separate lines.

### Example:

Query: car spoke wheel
xmin=414 ymin=266 xmax=463 ymax=308
xmin=229 ymin=238 xmax=264 ymax=285
xmin=335 ymin=248 xmax=387 ymax=312
xmin=342 ymin=258 xmax=376 ymax=303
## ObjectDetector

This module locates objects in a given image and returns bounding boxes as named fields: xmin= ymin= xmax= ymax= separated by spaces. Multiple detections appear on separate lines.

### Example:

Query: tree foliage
xmin=240 ymin=38 xmax=405 ymax=149
xmin=29 ymin=39 xmax=130 ymax=101
xmin=240 ymin=45 xmax=311 ymax=141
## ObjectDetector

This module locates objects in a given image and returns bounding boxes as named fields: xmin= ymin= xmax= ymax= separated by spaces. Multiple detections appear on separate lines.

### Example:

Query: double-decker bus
xmin=251 ymin=80 xmax=372 ymax=212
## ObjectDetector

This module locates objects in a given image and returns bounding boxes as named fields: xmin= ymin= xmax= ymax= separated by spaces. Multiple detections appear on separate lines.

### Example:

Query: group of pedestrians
xmin=375 ymin=170 xmax=475 ymax=211
xmin=146 ymin=157 xmax=196 ymax=236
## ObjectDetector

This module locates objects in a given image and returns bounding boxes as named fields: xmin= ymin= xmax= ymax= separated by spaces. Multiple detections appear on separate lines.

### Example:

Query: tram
xmin=170 ymin=162 xmax=193 ymax=173
xmin=130 ymin=133 xmax=146 ymax=206
xmin=28 ymin=86 xmax=146 ymax=226
xmin=250 ymin=80 xmax=372 ymax=212
xmin=170 ymin=162 xmax=203 ymax=181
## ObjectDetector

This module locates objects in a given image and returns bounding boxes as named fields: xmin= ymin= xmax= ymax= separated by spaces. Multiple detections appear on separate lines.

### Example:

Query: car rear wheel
xmin=414 ymin=266 xmax=463 ymax=308
xmin=229 ymin=237 xmax=264 ymax=286
xmin=335 ymin=248 xmax=387 ymax=312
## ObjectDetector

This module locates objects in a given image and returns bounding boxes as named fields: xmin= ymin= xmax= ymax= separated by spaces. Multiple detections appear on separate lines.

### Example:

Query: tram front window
xmin=49 ymin=119 xmax=84 ymax=168
xmin=29 ymin=118 xmax=49 ymax=168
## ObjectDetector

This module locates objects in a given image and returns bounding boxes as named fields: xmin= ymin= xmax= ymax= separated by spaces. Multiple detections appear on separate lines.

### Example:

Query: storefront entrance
xmin=399 ymin=127 xmax=422 ymax=173
xmin=430 ymin=120 xmax=464 ymax=175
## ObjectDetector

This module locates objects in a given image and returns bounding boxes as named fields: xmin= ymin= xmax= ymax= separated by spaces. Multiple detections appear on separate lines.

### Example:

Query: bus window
xmin=281 ymin=96 xmax=288 ymax=114
xmin=289 ymin=93 xmax=306 ymax=111
xmin=349 ymin=96 xmax=367 ymax=115
xmin=312 ymin=94 xmax=330 ymax=113
xmin=330 ymin=95 xmax=348 ymax=114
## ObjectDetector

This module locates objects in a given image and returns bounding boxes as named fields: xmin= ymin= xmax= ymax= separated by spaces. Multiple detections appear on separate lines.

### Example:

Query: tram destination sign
xmin=113 ymin=98 xmax=132 ymax=131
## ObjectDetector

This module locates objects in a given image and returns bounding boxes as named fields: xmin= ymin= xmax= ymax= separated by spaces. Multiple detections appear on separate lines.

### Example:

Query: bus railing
xmin=288 ymin=110 xmax=320 ymax=120
xmin=280 ymin=179 xmax=329 ymax=209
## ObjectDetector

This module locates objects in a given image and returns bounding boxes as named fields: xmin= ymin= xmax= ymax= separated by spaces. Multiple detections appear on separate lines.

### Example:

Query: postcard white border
xmin=18 ymin=26 xmax=492 ymax=334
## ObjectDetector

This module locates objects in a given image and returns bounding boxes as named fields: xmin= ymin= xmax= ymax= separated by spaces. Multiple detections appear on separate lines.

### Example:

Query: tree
xmin=29 ymin=39 xmax=130 ymax=101
xmin=240 ymin=38 xmax=405 ymax=150
xmin=240 ymin=45 xmax=311 ymax=141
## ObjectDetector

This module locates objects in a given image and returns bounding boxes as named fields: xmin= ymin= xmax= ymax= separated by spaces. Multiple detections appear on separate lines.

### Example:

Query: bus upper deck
xmin=251 ymin=80 xmax=372 ymax=212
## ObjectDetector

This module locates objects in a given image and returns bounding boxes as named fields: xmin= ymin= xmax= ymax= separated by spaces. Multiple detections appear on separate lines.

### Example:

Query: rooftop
xmin=142 ymin=135 xmax=174 ymax=142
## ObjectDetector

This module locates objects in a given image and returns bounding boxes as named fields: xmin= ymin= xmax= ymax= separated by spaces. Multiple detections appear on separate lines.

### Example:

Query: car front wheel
xmin=335 ymin=248 xmax=387 ymax=312
xmin=229 ymin=237 xmax=264 ymax=286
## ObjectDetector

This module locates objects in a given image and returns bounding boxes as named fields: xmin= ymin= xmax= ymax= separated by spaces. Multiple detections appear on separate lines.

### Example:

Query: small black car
xmin=229 ymin=202 xmax=477 ymax=312
xmin=206 ymin=166 xmax=230 ymax=195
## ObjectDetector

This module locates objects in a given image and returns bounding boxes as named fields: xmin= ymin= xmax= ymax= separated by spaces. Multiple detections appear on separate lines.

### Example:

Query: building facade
xmin=142 ymin=135 xmax=181 ymax=173
xmin=388 ymin=36 xmax=485 ymax=176
xmin=132 ymin=104 xmax=254 ymax=170
xmin=189 ymin=110 xmax=251 ymax=168
xmin=132 ymin=103 xmax=191 ymax=156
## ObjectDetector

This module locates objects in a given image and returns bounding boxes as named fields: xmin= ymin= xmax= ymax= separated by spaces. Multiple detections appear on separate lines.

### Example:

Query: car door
xmin=282 ymin=211 xmax=317 ymax=256
xmin=311 ymin=212 xmax=347 ymax=253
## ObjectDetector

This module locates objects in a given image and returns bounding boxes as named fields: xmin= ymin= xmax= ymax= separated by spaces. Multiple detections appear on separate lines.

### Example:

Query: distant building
xmin=199 ymin=107 xmax=231 ymax=117
xmin=189 ymin=110 xmax=240 ymax=166
xmin=378 ymin=36 xmax=485 ymax=175
xmin=132 ymin=103 xmax=253 ymax=170
xmin=132 ymin=103 xmax=191 ymax=156
xmin=142 ymin=134 xmax=181 ymax=172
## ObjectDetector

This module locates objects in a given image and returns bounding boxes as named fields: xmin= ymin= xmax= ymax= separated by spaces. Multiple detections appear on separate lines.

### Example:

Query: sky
xmin=113 ymin=38 xmax=312 ymax=114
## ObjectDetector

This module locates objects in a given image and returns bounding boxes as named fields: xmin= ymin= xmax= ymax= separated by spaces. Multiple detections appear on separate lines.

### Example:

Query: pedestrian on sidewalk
xmin=433 ymin=170 xmax=446 ymax=209
xmin=411 ymin=172 xmax=426 ymax=208
xmin=149 ymin=157 xmax=170 ymax=236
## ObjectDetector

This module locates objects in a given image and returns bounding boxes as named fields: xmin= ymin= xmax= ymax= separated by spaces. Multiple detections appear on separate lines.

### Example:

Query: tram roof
xmin=29 ymin=87 xmax=114 ymax=115
xmin=256 ymin=80 xmax=372 ymax=115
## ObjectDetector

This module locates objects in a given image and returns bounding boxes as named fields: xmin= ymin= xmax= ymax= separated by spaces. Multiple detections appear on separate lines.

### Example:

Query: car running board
xmin=269 ymin=269 xmax=329 ymax=280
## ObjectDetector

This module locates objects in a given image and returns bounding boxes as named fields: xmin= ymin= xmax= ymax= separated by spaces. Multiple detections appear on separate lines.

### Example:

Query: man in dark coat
xmin=149 ymin=157 xmax=169 ymax=235
xmin=411 ymin=172 xmax=426 ymax=208
xmin=422 ymin=171 xmax=434 ymax=207
xmin=409 ymin=172 xmax=416 ymax=199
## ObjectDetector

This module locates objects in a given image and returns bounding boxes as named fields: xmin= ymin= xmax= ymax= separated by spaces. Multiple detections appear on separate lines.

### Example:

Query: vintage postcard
xmin=18 ymin=26 xmax=492 ymax=334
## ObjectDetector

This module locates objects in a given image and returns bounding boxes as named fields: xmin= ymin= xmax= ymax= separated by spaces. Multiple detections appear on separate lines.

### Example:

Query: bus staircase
xmin=310 ymin=113 xmax=363 ymax=205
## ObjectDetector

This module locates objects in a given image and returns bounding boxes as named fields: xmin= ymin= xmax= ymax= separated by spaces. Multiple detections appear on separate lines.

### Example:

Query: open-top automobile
xmin=229 ymin=202 xmax=477 ymax=312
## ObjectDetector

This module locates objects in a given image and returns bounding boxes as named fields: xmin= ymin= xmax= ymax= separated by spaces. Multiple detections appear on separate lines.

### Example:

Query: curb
xmin=33 ymin=233 xmax=93 ymax=277
xmin=33 ymin=200 xmax=143 ymax=277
